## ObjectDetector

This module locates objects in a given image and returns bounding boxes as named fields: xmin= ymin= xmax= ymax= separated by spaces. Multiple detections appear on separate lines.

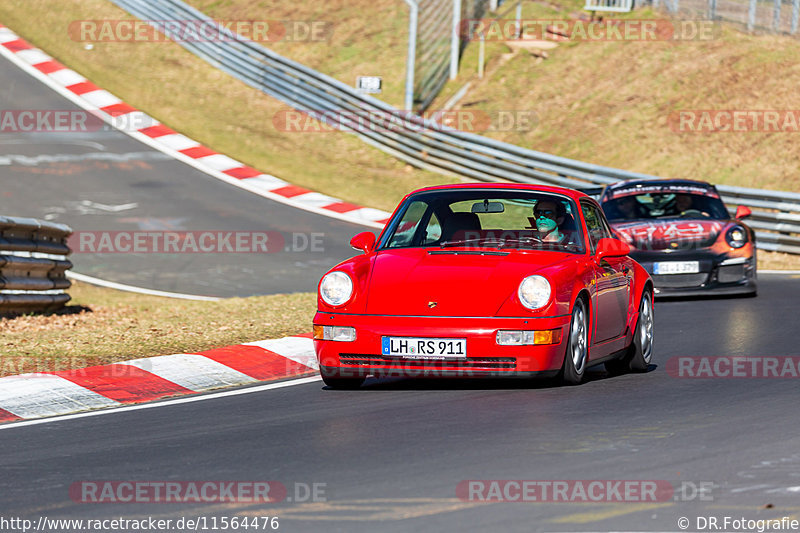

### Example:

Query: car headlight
xmin=518 ymin=275 xmax=551 ymax=310
xmin=319 ymin=271 xmax=354 ymax=306
xmin=726 ymin=226 xmax=747 ymax=249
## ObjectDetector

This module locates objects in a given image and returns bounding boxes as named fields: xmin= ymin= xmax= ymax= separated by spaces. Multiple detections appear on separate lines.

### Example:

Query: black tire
xmin=604 ymin=353 xmax=629 ymax=375
xmin=605 ymin=290 xmax=654 ymax=374
xmin=561 ymin=298 xmax=589 ymax=385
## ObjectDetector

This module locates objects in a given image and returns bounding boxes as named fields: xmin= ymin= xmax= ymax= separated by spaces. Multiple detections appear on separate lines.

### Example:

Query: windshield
xmin=602 ymin=191 xmax=729 ymax=221
xmin=379 ymin=189 xmax=585 ymax=253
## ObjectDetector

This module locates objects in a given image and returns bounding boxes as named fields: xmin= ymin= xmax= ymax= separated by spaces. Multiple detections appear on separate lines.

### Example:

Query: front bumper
xmin=629 ymin=250 xmax=757 ymax=297
xmin=314 ymin=312 xmax=571 ymax=379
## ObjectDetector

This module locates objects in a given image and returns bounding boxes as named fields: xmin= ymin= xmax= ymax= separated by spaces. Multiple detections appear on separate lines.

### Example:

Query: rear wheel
xmin=561 ymin=298 xmax=589 ymax=385
xmin=606 ymin=290 xmax=654 ymax=374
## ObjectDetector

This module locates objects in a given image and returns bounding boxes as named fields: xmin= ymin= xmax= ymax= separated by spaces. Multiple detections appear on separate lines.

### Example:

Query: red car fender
xmin=316 ymin=253 xmax=375 ymax=314
xmin=626 ymin=261 xmax=654 ymax=341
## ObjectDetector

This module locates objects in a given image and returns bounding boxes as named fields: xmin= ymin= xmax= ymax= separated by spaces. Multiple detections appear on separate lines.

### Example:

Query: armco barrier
xmin=108 ymin=0 xmax=800 ymax=254
xmin=0 ymin=216 xmax=72 ymax=314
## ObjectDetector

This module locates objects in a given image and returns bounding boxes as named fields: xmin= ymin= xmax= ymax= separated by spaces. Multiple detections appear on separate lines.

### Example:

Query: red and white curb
xmin=0 ymin=334 xmax=318 ymax=423
xmin=0 ymin=24 xmax=391 ymax=229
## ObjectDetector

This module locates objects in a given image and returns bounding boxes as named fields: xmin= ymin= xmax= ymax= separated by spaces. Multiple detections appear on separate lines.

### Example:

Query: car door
xmin=581 ymin=200 xmax=631 ymax=343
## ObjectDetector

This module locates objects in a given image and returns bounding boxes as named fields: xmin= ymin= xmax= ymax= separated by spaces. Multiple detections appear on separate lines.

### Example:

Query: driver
xmin=615 ymin=195 xmax=641 ymax=219
xmin=675 ymin=194 xmax=694 ymax=214
xmin=533 ymin=200 xmax=566 ymax=243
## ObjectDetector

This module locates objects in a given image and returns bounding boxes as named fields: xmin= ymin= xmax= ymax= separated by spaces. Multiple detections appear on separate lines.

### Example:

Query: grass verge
xmin=0 ymin=282 xmax=316 ymax=377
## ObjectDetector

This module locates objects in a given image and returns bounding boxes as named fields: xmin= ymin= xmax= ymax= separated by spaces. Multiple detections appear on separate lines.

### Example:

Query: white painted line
xmin=117 ymin=354 xmax=258 ymax=391
xmin=0 ymin=376 xmax=322 ymax=431
xmin=760 ymin=270 xmax=800 ymax=274
xmin=244 ymin=337 xmax=318 ymax=370
xmin=0 ymin=375 xmax=120 ymax=419
xmin=730 ymin=484 xmax=771 ymax=493
xmin=0 ymin=29 xmax=388 ymax=230
xmin=66 ymin=271 xmax=221 ymax=301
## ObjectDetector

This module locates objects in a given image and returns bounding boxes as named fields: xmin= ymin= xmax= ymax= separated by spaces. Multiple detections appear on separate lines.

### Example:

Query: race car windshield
xmin=379 ymin=190 xmax=586 ymax=253
xmin=602 ymin=192 xmax=730 ymax=221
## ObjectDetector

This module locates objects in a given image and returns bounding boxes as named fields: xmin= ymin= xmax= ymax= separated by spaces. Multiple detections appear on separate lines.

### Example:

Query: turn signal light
xmin=313 ymin=325 xmax=356 ymax=342
xmin=496 ymin=329 xmax=562 ymax=346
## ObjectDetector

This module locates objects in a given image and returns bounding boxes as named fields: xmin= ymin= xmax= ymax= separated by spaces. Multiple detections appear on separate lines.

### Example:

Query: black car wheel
xmin=561 ymin=298 xmax=589 ymax=385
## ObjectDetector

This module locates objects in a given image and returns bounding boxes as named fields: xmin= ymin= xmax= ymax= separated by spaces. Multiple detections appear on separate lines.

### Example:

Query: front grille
xmin=718 ymin=264 xmax=745 ymax=284
xmin=652 ymin=272 xmax=709 ymax=288
xmin=339 ymin=354 xmax=517 ymax=370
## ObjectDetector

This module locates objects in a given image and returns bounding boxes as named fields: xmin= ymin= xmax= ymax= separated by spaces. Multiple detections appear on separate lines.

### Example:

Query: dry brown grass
xmin=758 ymin=250 xmax=800 ymax=270
xmin=434 ymin=18 xmax=800 ymax=194
xmin=187 ymin=0 xmax=411 ymax=109
xmin=0 ymin=282 xmax=316 ymax=377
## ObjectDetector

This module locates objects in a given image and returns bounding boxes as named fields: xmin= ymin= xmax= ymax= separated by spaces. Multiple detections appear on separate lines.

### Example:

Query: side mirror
xmin=596 ymin=237 xmax=631 ymax=260
xmin=735 ymin=205 xmax=752 ymax=219
xmin=350 ymin=232 xmax=376 ymax=254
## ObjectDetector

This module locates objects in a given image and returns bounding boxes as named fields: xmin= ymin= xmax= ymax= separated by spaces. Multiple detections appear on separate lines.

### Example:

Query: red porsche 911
xmin=313 ymin=184 xmax=654 ymax=388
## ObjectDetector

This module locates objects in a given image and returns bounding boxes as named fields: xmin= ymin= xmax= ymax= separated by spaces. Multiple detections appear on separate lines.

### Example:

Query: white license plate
xmin=653 ymin=261 xmax=700 ymax=275
xmin=381 ymin=337 xmax=467 ymax=359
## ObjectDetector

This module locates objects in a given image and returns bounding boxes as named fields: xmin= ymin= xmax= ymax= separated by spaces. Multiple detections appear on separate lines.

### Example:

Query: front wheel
xmin=561 ymin=298 xmax=589 ymax=385
xmin=606 ymin=290 xmax=654 ymax=374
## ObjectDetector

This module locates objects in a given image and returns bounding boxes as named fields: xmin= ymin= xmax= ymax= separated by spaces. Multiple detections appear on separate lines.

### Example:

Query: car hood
xmin=610 ymin=219 xmax=726 ymax=251
xmin=364 ymin=248 xmax=572 ymax=316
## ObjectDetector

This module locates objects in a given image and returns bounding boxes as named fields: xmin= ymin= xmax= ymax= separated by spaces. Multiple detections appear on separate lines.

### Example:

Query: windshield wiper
xmin=440 ymin=237 xmax=543 ymax=249
xmin=439 ymin=238 xmax=503 ymax=248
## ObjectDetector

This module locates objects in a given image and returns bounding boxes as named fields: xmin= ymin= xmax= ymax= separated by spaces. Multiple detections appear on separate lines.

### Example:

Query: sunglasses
xmin=534 ymin=209 xmax=556 ymax=219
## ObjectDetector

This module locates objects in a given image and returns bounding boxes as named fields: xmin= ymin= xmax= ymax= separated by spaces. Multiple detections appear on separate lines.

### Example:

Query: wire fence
xmin=409 ymin=0 xmax=491 ymax=111
xmin=652 ymin=0 xmax=800 ymax=34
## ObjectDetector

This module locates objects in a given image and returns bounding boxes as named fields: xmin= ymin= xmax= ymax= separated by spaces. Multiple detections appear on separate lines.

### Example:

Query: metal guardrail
xmin=111 ymin=0 xmax=800 ymax=255
xmin=0 ymin=216 xmax=72 ymax=315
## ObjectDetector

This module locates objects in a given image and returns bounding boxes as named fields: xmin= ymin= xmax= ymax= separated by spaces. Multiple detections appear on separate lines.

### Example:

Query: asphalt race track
xmin=0 ymin=54 xmax=362 ymax=297
xmin=1 ymin=274 xmax=799 ymax=532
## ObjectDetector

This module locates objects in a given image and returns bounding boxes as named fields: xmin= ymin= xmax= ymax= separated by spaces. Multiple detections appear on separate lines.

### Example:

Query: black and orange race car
xmin=598 ymin=179 xmax=756 ymax=297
